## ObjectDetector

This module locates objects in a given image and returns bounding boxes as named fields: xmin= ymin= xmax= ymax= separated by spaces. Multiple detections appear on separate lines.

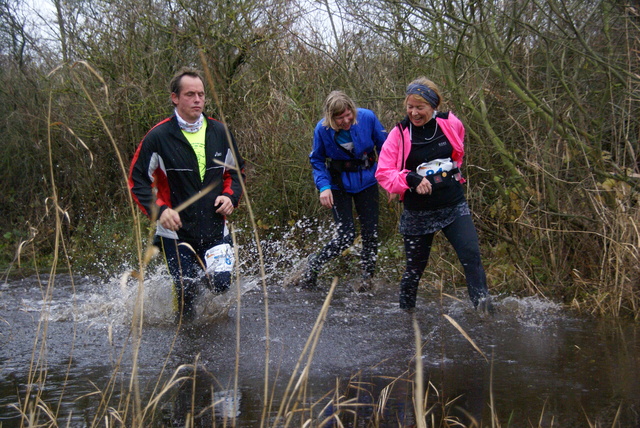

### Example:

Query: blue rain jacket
xmin=310 ymin=108 xmax=388 ymax=194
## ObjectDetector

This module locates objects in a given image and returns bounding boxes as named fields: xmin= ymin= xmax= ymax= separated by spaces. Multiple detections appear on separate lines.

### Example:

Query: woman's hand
xmin=415 ymin=177 xmax=433 ymax=195
xmin=319 ymin=189 xmax=334 ymax=208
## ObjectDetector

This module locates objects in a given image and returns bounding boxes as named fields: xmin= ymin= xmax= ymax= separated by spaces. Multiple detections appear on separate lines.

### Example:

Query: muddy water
xmin=1 ymin=271 xmax=638 ymax=427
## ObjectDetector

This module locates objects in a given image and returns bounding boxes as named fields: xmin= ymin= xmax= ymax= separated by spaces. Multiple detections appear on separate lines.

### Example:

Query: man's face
xmin=171 ymin=75 xmax=205 ymax=123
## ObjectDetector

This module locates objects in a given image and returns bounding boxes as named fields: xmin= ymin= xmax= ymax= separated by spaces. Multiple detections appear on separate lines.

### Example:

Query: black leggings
xmin=400 ymin=214 xmax=488 ymax=309
xmin=310 ymin=184 xmax=379 ymax=278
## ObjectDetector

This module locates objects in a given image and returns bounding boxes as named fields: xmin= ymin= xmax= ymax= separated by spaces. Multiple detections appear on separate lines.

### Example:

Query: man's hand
xmin=319 ymin=189 xmax=334 ymax=209
xmin=159 ymin=208 xmax=182 ymax=231
xmin=215 ymin=195 xmax=234 ymax=216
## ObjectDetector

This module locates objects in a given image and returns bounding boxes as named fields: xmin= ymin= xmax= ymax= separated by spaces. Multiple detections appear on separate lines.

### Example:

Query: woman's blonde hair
xmin=322 ymin=90 xmax=358 ymax=130
xmin=404 ymin=77 xmax=442 ymax=109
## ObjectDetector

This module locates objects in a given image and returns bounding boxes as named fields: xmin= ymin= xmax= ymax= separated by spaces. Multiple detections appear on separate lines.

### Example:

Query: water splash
xmin=499 ymin=295 xmax=563 ymax=328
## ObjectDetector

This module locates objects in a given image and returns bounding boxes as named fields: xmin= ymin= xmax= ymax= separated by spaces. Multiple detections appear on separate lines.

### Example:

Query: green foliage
xmin=66 ymin=211 xmax=146 ymax=276
xmin=0 ymin=0 xmax=638 ymax=317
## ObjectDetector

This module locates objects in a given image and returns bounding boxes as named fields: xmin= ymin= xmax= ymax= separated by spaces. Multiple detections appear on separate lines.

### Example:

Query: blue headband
xmin=406 ymin=83 xmax=439 ymax=108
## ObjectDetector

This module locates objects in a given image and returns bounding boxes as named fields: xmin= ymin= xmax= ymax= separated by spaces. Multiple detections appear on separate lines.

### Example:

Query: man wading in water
xmin=129 ymin=67 xmax=245 ymax=322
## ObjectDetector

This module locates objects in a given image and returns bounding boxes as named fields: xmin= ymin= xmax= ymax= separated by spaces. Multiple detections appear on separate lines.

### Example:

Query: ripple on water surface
xmin=1 ymin=272 xmax=638 ymax=427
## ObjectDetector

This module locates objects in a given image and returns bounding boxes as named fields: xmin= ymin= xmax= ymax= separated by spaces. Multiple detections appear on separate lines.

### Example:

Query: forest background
xmin=1 ymin=0 xmax=638 ymax=318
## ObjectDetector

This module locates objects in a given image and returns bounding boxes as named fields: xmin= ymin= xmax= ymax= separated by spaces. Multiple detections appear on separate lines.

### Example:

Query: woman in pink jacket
xmin=376 ymin=77 xmax=493 ymax=312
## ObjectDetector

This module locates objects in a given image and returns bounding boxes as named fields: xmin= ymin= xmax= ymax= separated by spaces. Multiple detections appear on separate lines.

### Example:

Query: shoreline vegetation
xmin=0 ymin=0 xmax=638 ymax=425
xmin=2 ymin=0 xmax=638 ymax=319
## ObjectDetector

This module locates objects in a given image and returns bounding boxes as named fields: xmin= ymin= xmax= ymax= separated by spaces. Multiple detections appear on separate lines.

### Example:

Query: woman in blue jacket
xmin=289 ymin=91 xmax=388 ymax=291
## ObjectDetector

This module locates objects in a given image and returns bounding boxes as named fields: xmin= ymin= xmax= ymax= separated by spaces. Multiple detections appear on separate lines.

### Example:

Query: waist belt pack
xmin=327 ymin=152 xmax=377 ymax=173
xmin=424 ymin=167 xmax=462 ymax=189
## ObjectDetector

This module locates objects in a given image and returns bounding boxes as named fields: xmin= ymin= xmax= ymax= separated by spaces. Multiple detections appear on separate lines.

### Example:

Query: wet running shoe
xmin=283 ymin=255 xmax=318 ymax=288
xmin=477 ymin=295 xmax=496 ymax=315
xmin=353 ymin=276 xmax=374 ymax=293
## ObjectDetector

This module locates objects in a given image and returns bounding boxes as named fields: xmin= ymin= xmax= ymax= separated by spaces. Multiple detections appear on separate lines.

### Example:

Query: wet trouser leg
xmin=399 ymin=214 xmax=488 ymax=309
xmin=441 ymin=215 xmax=488 ymax=306
xmin=207 ymin=233 xmax=233 ymax=294
xmin=400 ymin=234 xmax=433 ymax=309
xmin=212 ymin=234 xmax=233 ymax=293
xmin=158 ymin=236 xmax=201 ymax=317
xmin=352 ymin=184 xmax=379 ymax=278
xmin=310 ymin=188 xmax=356 ymax=274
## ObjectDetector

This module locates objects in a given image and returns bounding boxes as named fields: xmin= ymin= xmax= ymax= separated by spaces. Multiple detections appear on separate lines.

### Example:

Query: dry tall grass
xmin=2 ymin=0 xmax=639 ymax=424
xmin=9 ymin=58 xmax=634 ymax=428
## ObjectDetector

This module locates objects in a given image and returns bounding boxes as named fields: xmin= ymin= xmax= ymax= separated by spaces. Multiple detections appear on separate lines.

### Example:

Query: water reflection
xmin=159 ymin=364 xmax=242 ymax=427
xmin=0 ymin=272 xmax=639 ymax=427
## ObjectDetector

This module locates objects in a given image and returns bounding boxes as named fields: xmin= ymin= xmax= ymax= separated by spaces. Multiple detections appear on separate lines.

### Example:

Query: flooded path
xmin=1 ymin=272 xmax=639 ymax=426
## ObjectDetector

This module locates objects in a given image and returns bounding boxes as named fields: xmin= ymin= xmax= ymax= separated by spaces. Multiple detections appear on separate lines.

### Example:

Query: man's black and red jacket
xmin=128 ymin=114 xmax=245 ymax=246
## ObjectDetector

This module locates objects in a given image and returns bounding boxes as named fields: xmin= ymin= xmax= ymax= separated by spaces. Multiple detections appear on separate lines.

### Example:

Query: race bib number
xmin=416 ymin=158 xmax=454 ymax=177
xmin=205 ymin=243 xmax=235 ymax=273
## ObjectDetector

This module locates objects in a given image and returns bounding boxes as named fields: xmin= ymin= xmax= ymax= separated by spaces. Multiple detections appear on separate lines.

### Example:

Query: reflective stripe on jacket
xmin=129 ymin=115 xmax=245 ymax=245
